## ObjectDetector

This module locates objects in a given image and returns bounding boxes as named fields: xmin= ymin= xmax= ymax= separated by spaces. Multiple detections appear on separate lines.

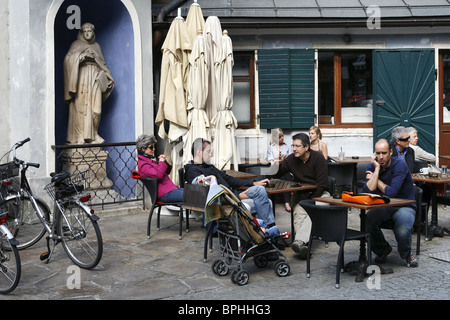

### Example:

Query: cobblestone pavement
xmin=1 ymin=201 xmax=450 ymax=301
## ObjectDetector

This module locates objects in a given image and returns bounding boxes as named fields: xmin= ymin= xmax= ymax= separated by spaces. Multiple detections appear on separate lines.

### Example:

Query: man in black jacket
xmin=185 ymin=138 xmax=275 ymax=227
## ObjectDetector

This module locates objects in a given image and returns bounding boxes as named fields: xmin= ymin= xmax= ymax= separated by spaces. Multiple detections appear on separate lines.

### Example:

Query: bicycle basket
xmin=0 ymin=162 xmax=19 ymax=180
xmin=44 ymin=171 xmax=88 ymax=201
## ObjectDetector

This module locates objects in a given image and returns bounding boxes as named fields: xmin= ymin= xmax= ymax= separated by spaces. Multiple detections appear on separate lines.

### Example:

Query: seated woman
xmin=309 ymin=125 xmax=328 ymax=160
xmin=267 ymin=128 xmax=293 ymax=213
xmin=136 ymin=134 xmax=183 ymax=202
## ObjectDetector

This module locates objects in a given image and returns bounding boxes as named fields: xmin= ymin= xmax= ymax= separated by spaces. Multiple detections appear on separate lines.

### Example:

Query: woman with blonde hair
xmin=309 ymin=126 xmax=328 ymax=160
xmin=267 ymin=128 xmax=293 ymax=212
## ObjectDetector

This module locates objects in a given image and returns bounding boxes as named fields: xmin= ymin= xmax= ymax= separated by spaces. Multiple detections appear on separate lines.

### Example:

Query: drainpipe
xmin=153 ymin=0 xmax=190 ymax=50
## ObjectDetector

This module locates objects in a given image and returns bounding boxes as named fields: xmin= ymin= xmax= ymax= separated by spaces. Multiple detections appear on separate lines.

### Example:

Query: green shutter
xmin=258 ymin=49 xmax=315 ymax=129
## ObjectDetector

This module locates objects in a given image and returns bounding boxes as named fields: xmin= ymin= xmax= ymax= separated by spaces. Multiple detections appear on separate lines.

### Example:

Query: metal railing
xmin=52 ymin=142 xmax=143 ymax=209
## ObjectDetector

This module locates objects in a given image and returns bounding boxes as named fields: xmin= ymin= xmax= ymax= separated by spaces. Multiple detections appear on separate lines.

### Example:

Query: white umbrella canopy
xmin=211 ymin=30 xmax=239 ymax=170
xmin=203 ymin=16 xmax=223 ymax=125
xmin=182 ymin=1 xmax=209 ymax=164
xmin=183 ymin=30 xmax=211 ymax=164
xmin=185 ymin=0 xmax=205 ymax=43
xmin=155 ymin=12 xmax=192 ymax=185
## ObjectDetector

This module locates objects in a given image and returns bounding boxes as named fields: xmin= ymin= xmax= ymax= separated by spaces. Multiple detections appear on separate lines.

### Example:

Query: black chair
xmin=327 ymin=162 xmax=355 ymax=189
xmin=379 ymin=185 xmax=425 ymax=255
xmin=289 ymin=176 xmax=336 ymax=238
xmin=140 ymin=174 xmax=188 ymax=240
xmin=299 ymin=199 xmax=371 ymax=289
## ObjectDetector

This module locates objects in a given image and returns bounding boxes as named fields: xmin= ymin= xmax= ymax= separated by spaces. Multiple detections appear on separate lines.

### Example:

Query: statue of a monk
xmin=63 ymin=23 xmax=114 ymax=144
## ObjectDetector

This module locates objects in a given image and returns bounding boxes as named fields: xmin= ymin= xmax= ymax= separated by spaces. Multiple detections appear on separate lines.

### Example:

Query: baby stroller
xmin=211 ymin=185 xmax=290 ymax=285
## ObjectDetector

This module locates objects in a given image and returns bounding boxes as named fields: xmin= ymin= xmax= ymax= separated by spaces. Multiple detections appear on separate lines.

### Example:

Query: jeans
xmin=365 ymin=206 xmax=416 ymax=259
xmin=241 ymin=185 xmax=275 ymax=226
xmin=159 ymin=188 xmax=184 ymax=203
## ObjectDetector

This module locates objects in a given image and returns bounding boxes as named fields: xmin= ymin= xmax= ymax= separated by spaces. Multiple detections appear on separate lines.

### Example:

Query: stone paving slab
xmin=1 ymin=203 xmax=450 ymax=301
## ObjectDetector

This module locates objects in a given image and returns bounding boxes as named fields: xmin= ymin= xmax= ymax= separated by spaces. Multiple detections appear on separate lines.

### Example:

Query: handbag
xmin=341 ymin=191 xmax=390 ymax=205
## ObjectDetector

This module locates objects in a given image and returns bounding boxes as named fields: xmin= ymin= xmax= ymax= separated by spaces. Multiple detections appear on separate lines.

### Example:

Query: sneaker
xmin=291 ymin=241 xmax=308 ymax=259
xmin=406 ymin=254 xmax=418 ymax=268
xmin=374 ymin=244 xmax=392 ymax=264
xmin=280 ymin=231 xmax=291 ymax=239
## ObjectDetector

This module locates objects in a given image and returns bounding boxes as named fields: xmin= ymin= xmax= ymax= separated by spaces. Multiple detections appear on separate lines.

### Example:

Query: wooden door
xmin=439 ymin=50 xmax=450 ymax=166
xmin=373 ymin=50 xmax=435 ymax=152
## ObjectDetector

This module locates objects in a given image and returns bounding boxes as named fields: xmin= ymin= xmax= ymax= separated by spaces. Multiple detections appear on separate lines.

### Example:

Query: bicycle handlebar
xmin=12 ymin=138 xmax=40 ymax=169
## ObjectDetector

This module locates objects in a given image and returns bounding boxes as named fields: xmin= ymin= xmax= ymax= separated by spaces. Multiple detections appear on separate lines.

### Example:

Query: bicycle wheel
xmin=58 ymin=201 xmax=103 ymax=269
xmin=4 ymin=196 xmax=49 ymax=250
xmin=0 ymin=234 xmax=21 ymax=294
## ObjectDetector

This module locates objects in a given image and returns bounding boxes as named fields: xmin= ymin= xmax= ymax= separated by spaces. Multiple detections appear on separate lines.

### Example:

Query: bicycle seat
xmin=51 ymin=172 xmax=71 ymax=184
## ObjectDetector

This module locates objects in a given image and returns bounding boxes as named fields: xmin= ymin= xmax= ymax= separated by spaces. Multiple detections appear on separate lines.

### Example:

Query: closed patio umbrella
xmin=203 ymin=16 xmax=223 ymax=125
xmin=211 ymin=30 xmax=239 ymax=170
xmin=155 ymin=11 xmax=191 ymax=185
xmin=183 ymin=29 xmax=210 ymax=164
xmin=182 ymin=1 xmax=209 ymax=164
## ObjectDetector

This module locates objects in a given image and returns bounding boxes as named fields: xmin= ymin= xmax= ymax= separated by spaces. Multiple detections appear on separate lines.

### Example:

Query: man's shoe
xmin=291 ymin=241 xmax=308 ymax=259
xmin=406 ymin=254 xmax=418 ymax=268
xmin=374 ymin=244 xmax=392 ymax=264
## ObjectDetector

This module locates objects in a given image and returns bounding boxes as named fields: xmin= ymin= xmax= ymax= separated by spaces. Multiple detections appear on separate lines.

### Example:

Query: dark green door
xmin=373 ymin=50 xmax=435 ymax=153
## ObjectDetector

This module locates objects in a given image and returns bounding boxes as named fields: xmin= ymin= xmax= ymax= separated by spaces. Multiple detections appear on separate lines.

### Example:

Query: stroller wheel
xmin=254 ymin=255 xmax=269 ymax=268
xmin=214 ymin=260 xmax=229 ymax=276
xmin=274 ymin=261 xmax=290 ymax=277
xmin=234 ymin=270 xmax=249 ymax=286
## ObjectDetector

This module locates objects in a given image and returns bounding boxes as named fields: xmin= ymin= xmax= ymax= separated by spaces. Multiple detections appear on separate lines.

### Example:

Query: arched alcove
xmin=53 ymin=0 xmax=135 ymax=146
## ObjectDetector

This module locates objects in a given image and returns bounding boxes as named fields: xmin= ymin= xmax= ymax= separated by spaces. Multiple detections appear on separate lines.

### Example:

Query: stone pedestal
xmin=61 ymin=147 xmax=113 ymax=190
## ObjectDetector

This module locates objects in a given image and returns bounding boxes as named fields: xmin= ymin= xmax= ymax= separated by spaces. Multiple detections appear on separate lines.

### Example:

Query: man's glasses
xmin=292 ymin=144 xmax=305 ymax=149
xmin=398 ymin=136 xmax=410 ymax=142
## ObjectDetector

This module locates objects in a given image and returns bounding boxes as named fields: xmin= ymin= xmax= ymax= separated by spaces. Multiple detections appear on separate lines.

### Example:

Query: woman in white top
xmin=407 ymin=127 xmax=436 ymax=162
xmin=267 ymin=128 xmax=292 ymax=212
xmin=267 ymin=128 xmax=292 ymax=165
xmin=309 ymin=126 xmax=328 ymax=160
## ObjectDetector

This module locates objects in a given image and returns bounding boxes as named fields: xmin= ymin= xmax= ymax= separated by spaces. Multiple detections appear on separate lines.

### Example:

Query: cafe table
xmin=266 ymin=179 xmax=317 ymax=236
xmin=412 ymin=173 xmax=450 ymax=239
xmin=312 ymin=196 xmax=416 ymax=261
xmin=224 ymin=170 xmax=257 ymax=179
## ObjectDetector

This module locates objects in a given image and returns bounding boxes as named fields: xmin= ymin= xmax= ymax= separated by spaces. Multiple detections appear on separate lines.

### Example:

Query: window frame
xmin=319 ymin=50 xmax=373 ymax=129
xmin=233 ymin=51 xmax=256 ymax=129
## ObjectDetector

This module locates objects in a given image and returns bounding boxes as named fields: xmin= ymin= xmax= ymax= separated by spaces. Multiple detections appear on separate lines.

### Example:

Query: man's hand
xmin=253 ymin=178 xmax=270 ymax=186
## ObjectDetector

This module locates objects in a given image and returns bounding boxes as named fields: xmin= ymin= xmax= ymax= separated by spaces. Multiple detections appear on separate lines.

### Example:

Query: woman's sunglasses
xmin=146 ymin=145 xmax=155 ymax=150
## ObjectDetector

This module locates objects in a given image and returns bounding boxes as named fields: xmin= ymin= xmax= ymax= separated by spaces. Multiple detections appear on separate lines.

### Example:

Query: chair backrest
xmin=328 ymin=176 xmax=336 ymax=197
xmin=178 ymin=167 xmax=186 ymax=188
xmin=300 ymin=199 xmax=349 ymax=242
xmin=414 ymin=185 xmax=423 ymax=214
xmin=327 ymin=162 xmax=354 ymax=186
xmin=139 ymin=177 xmax=158 ymax=205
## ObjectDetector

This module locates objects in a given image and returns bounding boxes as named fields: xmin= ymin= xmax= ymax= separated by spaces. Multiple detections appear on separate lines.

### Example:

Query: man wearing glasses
xmin=363 ymin=138 xmax=418 ymax=267
xmin=391 ymin=126 xmax=415 ymax=173
xmin=273 ymin=133 xmax=330 ymax=258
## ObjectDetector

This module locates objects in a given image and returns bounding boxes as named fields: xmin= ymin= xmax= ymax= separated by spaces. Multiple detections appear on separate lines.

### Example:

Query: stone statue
xmin=63 ymin=22 xmax=114 ymax=144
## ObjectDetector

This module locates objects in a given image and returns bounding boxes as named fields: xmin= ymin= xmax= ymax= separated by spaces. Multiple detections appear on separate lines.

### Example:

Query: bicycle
xmin=2 ymin=138 xmax=103 ymax=269
xmin=0 ymin=169 xmax=21 ymax=294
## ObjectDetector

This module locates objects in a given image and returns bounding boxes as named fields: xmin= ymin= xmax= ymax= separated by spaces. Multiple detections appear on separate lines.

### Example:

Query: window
xmin=318 ymin=51 xmax=373 ymax=127
xmin=233 ymin=52 xmax=255 ymax=129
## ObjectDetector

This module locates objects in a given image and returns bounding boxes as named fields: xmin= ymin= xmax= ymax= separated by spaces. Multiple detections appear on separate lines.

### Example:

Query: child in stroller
xmin=211 ymin=185 xmax=291 ymax=285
